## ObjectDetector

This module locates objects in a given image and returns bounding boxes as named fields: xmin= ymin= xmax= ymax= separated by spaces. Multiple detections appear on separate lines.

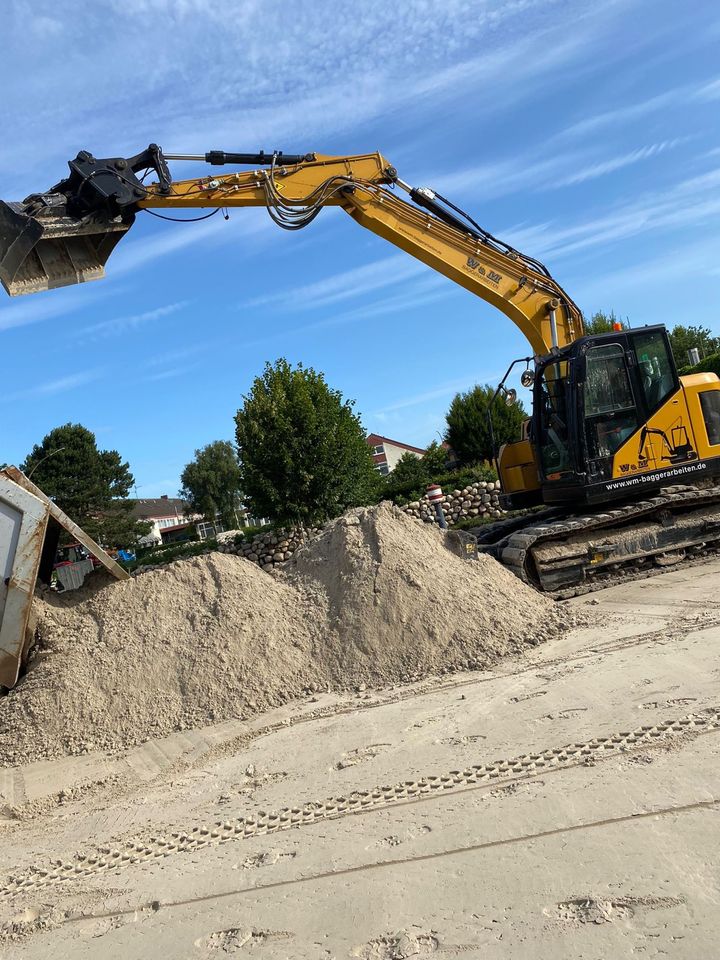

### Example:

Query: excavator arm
xmin=0 ymin=146 xmax=583 ymax=355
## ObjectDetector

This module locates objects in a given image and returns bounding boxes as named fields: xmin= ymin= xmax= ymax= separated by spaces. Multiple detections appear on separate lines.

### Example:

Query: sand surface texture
xmin=0 ymin=504 xmax=571 ymax=765
xmin=0 ymin=559 xmax=718 ymax=957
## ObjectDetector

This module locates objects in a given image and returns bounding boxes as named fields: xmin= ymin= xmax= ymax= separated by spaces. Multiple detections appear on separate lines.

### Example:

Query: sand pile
xmin=0 ymin=556 xmax=325 ymax=765
xmin=280 ymin=502 xmax=566 ymax=684
xmin=0 ymin=503 xmax=579 ymax=765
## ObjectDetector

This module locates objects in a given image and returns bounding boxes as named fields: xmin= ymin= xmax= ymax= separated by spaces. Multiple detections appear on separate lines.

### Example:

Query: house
xmin=128 ymin=496 xmax=218 ymax=545
xmin=366 ymin=434 xmax=427 ymax=476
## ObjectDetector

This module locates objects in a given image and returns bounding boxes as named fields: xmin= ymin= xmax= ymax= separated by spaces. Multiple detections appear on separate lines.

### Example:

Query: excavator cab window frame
xmin=628 ymin=327 xmax=679 ymax=417
xmin=533 ymin=350 xmax=578 ymax=482
xmin=580 ymin=339 xmax=641 ymax=482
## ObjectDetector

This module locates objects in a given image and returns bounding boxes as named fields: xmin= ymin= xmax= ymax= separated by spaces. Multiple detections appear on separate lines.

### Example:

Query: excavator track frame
xmin=474 ymin=485 xmax=720 ymax=598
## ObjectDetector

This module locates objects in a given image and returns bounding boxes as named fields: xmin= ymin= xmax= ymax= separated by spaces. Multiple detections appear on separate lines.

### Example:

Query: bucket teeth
xmin=0 ymin=200 xmax=132 ymax=296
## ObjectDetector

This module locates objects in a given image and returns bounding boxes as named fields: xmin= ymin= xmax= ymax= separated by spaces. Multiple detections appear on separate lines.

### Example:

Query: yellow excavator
xmin=3 ymin=144 xmax=720 ymax=593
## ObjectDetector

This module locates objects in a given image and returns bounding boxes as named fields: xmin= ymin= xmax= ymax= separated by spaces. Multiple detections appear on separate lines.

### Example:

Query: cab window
xmin=633 ymin=331 xmax=676 ymax=413
xmin=585 ymin=344 xmax=635 ymax=416
xmin=583 ymin=343 xmax=639 ymax=480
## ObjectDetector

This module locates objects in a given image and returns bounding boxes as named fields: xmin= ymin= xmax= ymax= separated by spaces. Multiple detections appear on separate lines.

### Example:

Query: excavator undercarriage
xmin=474 ymin=485 xmax=720 ymax=596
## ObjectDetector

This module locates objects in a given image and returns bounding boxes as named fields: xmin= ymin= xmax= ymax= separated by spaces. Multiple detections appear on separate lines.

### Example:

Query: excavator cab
xmin=499 ymin=325 xmax=720 ymax=510
xmin=518 ymin=325 xmax=720 ymax=506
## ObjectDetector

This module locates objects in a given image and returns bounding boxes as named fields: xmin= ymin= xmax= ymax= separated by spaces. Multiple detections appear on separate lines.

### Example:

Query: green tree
xmin=583 ymin=310 xmax=629 ymax=335
xmin=234 ymin=359 xmax=382 ymax=526
xmin=667 ymin=324 xmax=720 ymax=368
xmin=389 ymin=451 xmax=428 ymax=487
xmin=20 ymin=423 xmax=148 ymax=547
xmin=445 ymin=385 xmax=526 ymax=466
xmin=180 ymin=440 xmax=243 ymax=529
xmin=422 ymin=440 xmax=448 ymax=474
xmin=388 ymin=441 xmax=448 ymax=487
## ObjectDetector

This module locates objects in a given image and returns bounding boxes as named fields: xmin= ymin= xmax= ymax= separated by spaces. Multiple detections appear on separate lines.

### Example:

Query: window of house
xmin=372 ymin=445 xmax=384 ymax=455
xmin=376 ymin=464 xmax=390 ymax=475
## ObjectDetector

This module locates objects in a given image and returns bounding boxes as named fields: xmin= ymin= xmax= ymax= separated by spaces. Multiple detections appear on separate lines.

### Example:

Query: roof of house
xmin=129 ymin=497 xmax=188 ymax=520
xmin=366 ymin=434 xmax=428 ymax=456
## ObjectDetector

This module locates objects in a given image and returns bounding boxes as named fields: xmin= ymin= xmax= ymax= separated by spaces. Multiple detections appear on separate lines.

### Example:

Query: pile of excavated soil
xmin=0 ymin=556 xmax=325 ymax=765
xmin=280 ymin=502 xmax=570 ymax=684
xmin=0 ymin=503 xmax=582 ymax=765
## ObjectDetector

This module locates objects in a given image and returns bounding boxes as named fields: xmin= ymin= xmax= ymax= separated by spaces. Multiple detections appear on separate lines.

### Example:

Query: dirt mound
xmin=280 ymin=502 xmax=566 ymax=684
xmin=0 ymin=503 xmax=580 ymax=765
xmin=0 ymin=554 xmax=324 ymax=765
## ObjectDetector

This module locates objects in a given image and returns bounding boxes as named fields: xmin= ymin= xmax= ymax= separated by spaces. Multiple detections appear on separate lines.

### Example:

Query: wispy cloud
xmin=424 ymin=138 xmax=686 ymax=201
xmin=371 ymin=373 xmax=500 ymax=417
xmin=696 ymin=78 xmax=720 ymax=101
xmin=561 ymin=89 xmax=682 ymax=138
xmin=142 ymin=363 xmax=200 ymax=383
xmin=559 ymin=75 xmax=720 ymax=138
xmin=244 ymin=254 xmax=427 ymax=311
xmin=554 ymin=139 xmax=686 ymax=186
xmin=0 ymin=284 xmax=110 ymax=333
xmin=5 ymin=368 xmax=104 ymax=402
xmin=501 ymin=164 xmax=720 ymax=261
xmin=1 ymin=0 xmax=629 ymax=200
xmin=77 ymin=300 xmax=189 ymax=339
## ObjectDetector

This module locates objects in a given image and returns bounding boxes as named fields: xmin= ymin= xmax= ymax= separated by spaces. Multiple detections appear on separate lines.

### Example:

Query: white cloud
xmin=423 ymin=138 xmax=686 ymax=201
xmin=244 ymin=254 xmax=427 ymax=311
xmin=5 ymin=368 xmax=104 ymax=401
xmin=0 ymin=284 xmax=111 ymax=333
xmin=696 ymin=78 xmax=720 ymax=101
xmin=554 ymin=140 xmax=686 ymax=186
xmin=0 ymin=0 xmax=629 ymax=199
xmin=500 ymin=165 xmax=720 ymax=261
xmin=78 ymin=301 xmax=189 ymax=339
xmin=371 ymin=373 xmax=500 ymax=417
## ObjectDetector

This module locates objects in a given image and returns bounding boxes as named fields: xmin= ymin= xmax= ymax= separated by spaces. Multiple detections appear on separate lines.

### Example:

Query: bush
xmin=679 ymin=352 xmax=720 ymax=378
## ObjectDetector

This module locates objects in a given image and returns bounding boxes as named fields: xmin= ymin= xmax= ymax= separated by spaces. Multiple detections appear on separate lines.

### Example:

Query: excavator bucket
xmin=0 ymin=200 xmax=132 ymax=296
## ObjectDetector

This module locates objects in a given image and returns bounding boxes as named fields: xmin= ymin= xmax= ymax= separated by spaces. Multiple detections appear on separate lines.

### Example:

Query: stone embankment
xmin=137 ymin=482 xmax=506 ymax=574
xmin=217 ymin=526 xmax=323 ymax=569
xmin=399 ymin=480 xmax=504 ymax=526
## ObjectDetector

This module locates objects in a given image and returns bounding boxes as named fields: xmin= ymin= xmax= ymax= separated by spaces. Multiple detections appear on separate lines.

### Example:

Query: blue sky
xmin=2 ymin=0 xmax=719 ymax=497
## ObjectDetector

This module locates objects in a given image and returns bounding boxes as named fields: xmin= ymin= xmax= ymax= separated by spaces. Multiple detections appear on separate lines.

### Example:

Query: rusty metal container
xmin=0 ymin=467 xmax=129 ymax=688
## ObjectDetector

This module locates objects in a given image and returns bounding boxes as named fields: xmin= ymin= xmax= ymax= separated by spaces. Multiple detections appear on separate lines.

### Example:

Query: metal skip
xmin=0 ymin=467 xmax=129 ymax=689
xmin=0 ymin=199 xmax=131 ymax=297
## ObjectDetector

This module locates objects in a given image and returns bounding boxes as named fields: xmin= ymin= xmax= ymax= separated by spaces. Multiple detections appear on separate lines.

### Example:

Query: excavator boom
xmin=0 ymin=145 xmax=582 ymax=355
xmin=3 ymin=141 xmax=720 ymax=599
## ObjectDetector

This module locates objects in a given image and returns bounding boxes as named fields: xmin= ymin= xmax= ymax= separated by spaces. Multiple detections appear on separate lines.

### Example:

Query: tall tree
xmin=668 ymin=324 xmax=720 ymax=368
xmin=180 ymin=440 xmax=243 ymax=529
xmin=20 ymin=423 xmax=148 ymax=546
xmin=235 ymin=359 xmax=381 ymax=526
xmin=583 ymin=310 xmax=629 ymax=335
xmin=445 ymin=385 xmax=526 ymax=466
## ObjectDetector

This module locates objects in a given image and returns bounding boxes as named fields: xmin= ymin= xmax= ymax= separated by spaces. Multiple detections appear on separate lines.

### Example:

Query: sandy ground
xmin=1 ymin=560 xmax=720 ymax=958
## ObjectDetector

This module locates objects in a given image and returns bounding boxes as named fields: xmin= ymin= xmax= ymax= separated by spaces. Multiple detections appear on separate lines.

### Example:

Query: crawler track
xmin=475 ymin=485 xmax=720 ymax=596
